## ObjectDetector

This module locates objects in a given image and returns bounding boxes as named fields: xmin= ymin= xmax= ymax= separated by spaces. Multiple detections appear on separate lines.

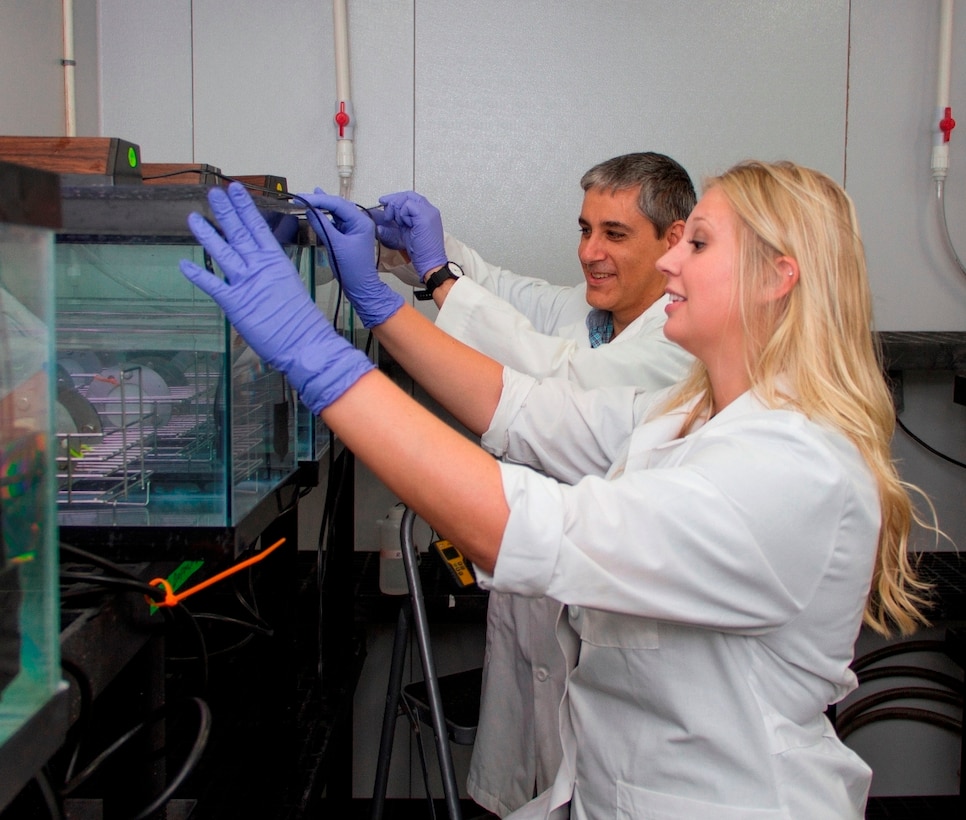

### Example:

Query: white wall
xmin=0 ymin=0 xmax=70 ymax=135
xmin=85 ymin=0 xmax=966 ymax=331
xmin=5 ymin=1 xmax=965 ymax=324
xmin=848 ymin=2 xmax=966 ymax=329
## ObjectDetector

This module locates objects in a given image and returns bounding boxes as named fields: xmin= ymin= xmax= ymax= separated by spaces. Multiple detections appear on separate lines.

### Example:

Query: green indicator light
xmin=150 ymin=560 xmax=204 ymax=614
xmin=128 ymin=146 xmax=138 ymax=168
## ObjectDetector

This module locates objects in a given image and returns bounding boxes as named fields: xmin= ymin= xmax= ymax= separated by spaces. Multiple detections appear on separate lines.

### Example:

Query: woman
xmin=181 ymin=160 xmax=931 ymax=818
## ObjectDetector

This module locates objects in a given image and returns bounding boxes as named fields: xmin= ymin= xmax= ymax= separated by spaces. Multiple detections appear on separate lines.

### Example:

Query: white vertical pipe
xmin=933 ymin=0 xmax=966 ymax=277
xmin=333 ymin=0 xmax=354 ymax=199
xmin=931 ymin=0 xmax=955 ymax=179
xmin=333 ymin=0 xmax=350 ymax=103
xmin=62 ymin=0 xmax=77 ymax=136
xmin=937 ymin=0 xmax=954 ymax=110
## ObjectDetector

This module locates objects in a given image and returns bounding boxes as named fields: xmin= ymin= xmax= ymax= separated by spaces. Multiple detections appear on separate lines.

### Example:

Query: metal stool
xmin=370 ymin=507 xmax=482 ymax=820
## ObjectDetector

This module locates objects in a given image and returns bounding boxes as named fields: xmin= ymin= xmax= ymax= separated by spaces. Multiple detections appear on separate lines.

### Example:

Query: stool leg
xmin=400 ymin=508 xmax=463 ymax=820
xmin=370 ymin=604 xmax=411 ymax=820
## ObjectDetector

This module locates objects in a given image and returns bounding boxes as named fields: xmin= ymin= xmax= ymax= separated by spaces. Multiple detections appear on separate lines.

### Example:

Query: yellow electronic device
xmin=432 ymin=539 xmax=476 ymax=589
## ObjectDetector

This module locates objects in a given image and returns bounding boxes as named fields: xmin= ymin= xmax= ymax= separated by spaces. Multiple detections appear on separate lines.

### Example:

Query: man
xmin=377 ymin=152 xmax=694 ymax=392
xmin=364 ymin=152 xmax=695 ymax=816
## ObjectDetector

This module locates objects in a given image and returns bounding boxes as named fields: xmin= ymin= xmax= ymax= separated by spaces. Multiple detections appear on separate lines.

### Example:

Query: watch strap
xmin=415 ymin=262 xmax=462 ymax=301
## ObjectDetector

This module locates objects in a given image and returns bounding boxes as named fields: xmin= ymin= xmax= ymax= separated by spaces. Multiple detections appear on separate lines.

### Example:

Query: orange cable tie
xmin=145 ymin=537 xmax=287 ymax=608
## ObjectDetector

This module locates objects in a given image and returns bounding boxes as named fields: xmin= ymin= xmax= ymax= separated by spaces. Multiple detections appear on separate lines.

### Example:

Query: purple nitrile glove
xmin=179 ymin=182 xmax=374 ymax=414
xmin=367 ymin=205 xmax=406 ymax=251
xmin=376 ymin=191 xmax=447 ymax=278
xmin=297 ymin=188 xmax=405 ymax=328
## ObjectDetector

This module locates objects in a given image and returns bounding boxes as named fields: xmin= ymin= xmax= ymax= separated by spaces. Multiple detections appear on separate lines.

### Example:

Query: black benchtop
xmin=878 ymin=331 xmax=966 ymax=371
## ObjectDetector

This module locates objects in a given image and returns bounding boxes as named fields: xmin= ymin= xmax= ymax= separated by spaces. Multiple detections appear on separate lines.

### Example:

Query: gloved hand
xmin=180 ymin=182 xmax=375 ymax=414
xmin=367 ymin=205 xmax=406 ymax=251
xmin=297 ymin=188 xmax=405 ymax=327
xmin=367 ymin=209 xmax=424 ymax=287
xmin=376 ymin=191 xmax=447 ymax=279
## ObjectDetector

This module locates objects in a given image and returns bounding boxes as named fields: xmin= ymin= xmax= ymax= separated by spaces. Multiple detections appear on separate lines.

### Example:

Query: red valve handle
xmin=940 ymin=106 xmax=956 ymax=143
xmin=335 ymin=101 xmax=351 ymax=137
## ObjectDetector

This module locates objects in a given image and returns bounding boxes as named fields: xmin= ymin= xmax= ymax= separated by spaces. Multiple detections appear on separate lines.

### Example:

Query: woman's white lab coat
xmin=475 ymin=373 xmax=877 ymax=819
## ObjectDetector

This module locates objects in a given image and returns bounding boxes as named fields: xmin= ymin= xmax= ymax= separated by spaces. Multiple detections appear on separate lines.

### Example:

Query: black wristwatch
xmin=415 ymin=262 xmax=462 ymax=301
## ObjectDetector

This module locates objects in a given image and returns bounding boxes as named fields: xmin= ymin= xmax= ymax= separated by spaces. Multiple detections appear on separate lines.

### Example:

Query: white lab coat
xmin=393 ymin=235 xmax=693 ymax=814
xmin=434 ymin=234 xmax=693 ymax=391
xmin=476 ymin=374 xmax=876 ymax=819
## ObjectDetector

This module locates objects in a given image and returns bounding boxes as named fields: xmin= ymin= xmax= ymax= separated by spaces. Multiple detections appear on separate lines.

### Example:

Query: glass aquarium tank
xmin=53 ymin=183 xmax=327 ymax=560
xmin=0 ymin=161 xmax=66 ymax=765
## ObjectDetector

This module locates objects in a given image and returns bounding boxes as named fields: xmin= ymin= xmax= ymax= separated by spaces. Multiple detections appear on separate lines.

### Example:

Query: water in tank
xmin=0 ymin=162 xmax=64 ymax=748
xmin=53 ymin=184 xmax=321 ymax=535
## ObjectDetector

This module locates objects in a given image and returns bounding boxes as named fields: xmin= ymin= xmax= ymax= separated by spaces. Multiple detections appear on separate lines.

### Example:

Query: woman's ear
xmin=771 ymin=255 xmax=799 ymax=300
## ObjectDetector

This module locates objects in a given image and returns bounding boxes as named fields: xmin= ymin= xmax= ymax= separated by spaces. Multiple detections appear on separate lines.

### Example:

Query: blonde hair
xmin=665 ymin=160 xmax=932 ymax=636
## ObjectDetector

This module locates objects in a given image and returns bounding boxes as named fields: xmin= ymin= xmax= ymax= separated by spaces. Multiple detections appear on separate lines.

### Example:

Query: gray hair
xmin=580 ymin=152 xmax=696 ymax=237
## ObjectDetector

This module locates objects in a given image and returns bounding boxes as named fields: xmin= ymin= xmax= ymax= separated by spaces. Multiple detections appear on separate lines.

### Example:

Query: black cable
xmin=191 ymin=612 xmax=274 ymax=640
xmin=183 ymin=630 xmax=256 ymax=659
xmin=233 ymin=570 xmax=271 ymax=631
xmin=836 ymin=705 xmax=961 ymax=741
xmin=59 ymin=714 xmax=150 ymax=795
xmin=163 ymin=602 xmax=210 ymax=692
xmin=856 ymin=664 xmax=964 ymax=693
xmin=59 ymin=657 xmax=95 ymax=786
xmin=60 ymin=541 xmax=210 ymax=691
xmin=835 ymin=685 xmax=963 ymax=734
xmin=57 ymin=569 xmax=210 ymax=687
xmin=155 ymin=166 xmax=350 ymax=332
xmin=256 ymin=186 xmax=383 ymax=337
xmin=59 ymin=696 xmax=211 ymax=820
xmin=896 ymin=413 xmax=966 ymax=470
xmin=59 ymin=570 xmax=166 ymax=601
xmin=284 ymin=191 xmax=348 ymax=332
xmin=31 ymin=768 xmax=63 ymax=820
xmin=59 ymin=542 xmax=147 ymax=582
xmin=317 ymin=434 xmax=351 ymax=682
xmin=129 ymin=697 xmax=212 ymax=820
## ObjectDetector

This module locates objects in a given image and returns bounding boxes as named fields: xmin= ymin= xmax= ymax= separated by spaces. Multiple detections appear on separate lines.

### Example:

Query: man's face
xmin=577 ymin=186 xmax=679 ymax=336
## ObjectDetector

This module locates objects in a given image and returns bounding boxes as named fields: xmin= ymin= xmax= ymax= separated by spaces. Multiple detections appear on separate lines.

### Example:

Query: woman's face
xmin=658 ymin=187 xmax=745 ymax=369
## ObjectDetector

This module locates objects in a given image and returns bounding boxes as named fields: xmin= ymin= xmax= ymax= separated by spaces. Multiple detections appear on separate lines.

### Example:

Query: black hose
xmin=835 ymin=686 xmax=962 ymax=735
xmin=856 ymin=664 xmax=964 ymax=693
xmin=837 ymin=706 xmax=961 ymax=741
